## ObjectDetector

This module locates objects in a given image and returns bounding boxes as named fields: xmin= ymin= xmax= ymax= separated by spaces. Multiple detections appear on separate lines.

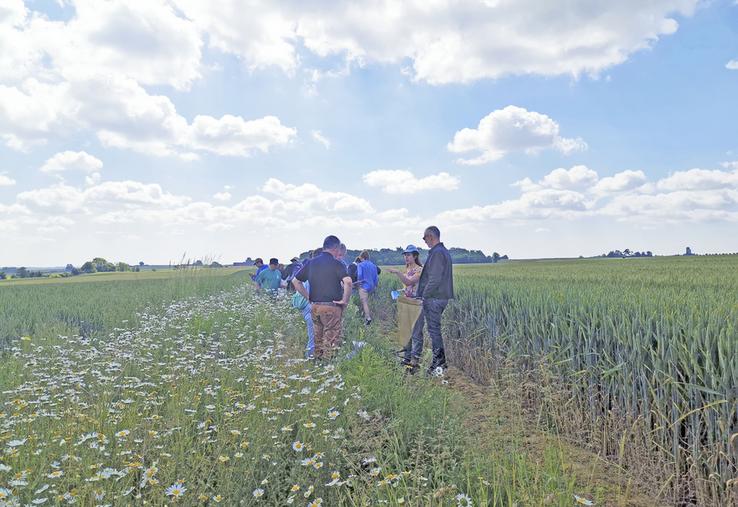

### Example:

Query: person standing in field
xmin=291 ymin=249 xmax=321 ymax=358
xmin=387 ymin=245 xmax=423 ymax=297
xmin=356 ymin=250 xmax=379 ymax=325
xmin=402 ymin=226 xmax=454 ymax=376
xmin=250 ymin=258 xmax=267 ymax=281
xmin=254 ymin=258 xmax=282 ymax=292
xmin=293 ymin=236 xmax=352 ymax=360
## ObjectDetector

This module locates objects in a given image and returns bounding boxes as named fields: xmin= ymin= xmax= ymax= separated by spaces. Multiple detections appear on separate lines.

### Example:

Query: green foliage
xmin=441 ymin=256 xmax=738 ymax=505
xmin=297 ymin=246 xmax=506 ymax=265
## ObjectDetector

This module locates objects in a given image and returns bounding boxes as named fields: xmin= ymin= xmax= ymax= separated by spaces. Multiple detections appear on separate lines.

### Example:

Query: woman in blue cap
xmin=387 ymin=245 xmax=423 ymax=297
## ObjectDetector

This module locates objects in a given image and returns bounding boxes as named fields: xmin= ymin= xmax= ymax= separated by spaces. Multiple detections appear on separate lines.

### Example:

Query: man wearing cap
xmin=250 ymin=257 xmax=268 ymax=281
xmin=292 ymin=235 xmax=352 ymax=360
xmin=402 ymin=226 xmax=454 ymax=376
xmin=254 ymin=258 xmax=282 ymax=292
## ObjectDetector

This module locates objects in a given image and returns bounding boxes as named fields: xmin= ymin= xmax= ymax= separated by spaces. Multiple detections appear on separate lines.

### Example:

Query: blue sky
xmin=1 ymin=0 xmax=737 ymax=265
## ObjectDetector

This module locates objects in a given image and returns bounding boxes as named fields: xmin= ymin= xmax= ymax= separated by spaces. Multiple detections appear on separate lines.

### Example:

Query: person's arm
xmin=421 ymin=253 xmax=444 ymax=297
xmin=392 ymin=269 xmax=419 ymax=287
xmin=334 ymin=276 xmax=353 ymax=305
xmin=292 ymin=278 xmax=310 ymax=300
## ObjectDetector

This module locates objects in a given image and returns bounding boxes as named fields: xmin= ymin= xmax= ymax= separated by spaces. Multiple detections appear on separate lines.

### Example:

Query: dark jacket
xmin=416 ymin=242 xmax=453 ymax=299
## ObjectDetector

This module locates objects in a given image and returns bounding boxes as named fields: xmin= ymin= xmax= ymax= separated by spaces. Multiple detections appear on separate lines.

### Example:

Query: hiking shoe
xmin=427 ymin=365 xmax=447 ymax=378
xmin=403 ymin=357 xmax=419 ymax=375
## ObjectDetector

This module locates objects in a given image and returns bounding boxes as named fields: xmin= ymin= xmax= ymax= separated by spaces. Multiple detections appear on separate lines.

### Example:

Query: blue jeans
xmin=302 ymin=303 xmax=315 ymax=357
xmin=405 ymin=298 xmax=448 ymax=367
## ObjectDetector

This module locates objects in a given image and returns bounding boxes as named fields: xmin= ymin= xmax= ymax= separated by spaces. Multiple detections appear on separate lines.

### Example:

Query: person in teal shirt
xmin=254 ymin=258 xmax=282 ymax=291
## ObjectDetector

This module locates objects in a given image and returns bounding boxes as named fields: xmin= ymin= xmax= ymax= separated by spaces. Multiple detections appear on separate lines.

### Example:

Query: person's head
xmin=337 ymin=243 xmax=347 ymax=261
xmin=422 ymin=226 xmax=441 ymax=248
xmin=311 ymin=247 xmax=323 ymax=258
xmin=254 ymin=258 xmax=264 ymax=267
xmin=322 ymin=235 xmax=342 ymax=258
xmin=290 ymin=257 xmax=299 ymax=264
xmin=360 ymin=250 xmax=370 ymax=261
xmin=354 ymin=256 xmax=362 ymax=264
xmin=269 ymin=258 xmax=279 ymax=270
xmin=403 ymin=244 xmax=422 ymax=267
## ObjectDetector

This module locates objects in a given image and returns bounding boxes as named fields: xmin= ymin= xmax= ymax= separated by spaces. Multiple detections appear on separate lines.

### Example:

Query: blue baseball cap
xmin=403 ymin=244 xmax=420 ymax=254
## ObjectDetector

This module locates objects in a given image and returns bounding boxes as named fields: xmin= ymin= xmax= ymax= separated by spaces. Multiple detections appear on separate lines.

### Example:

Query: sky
xmin=1 ymin=0 xmax=737 ymax=266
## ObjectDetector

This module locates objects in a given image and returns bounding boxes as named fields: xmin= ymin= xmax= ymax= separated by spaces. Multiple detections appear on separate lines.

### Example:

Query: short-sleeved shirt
xmin=295 ymin=252 xmax=348 ymax=303
xmin=255 ymin=268 xmax=282 ymax=290
xmin=357 ymin=260 xmax=379 ymax=292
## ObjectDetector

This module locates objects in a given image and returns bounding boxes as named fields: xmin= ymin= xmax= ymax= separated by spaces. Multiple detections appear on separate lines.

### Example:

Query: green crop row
xmin=433 ymin=256 xmax=738 ymax=505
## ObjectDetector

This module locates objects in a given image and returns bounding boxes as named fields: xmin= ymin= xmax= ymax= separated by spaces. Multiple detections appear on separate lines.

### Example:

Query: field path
xmin=441 ymin=365 xmax=668 ymax=507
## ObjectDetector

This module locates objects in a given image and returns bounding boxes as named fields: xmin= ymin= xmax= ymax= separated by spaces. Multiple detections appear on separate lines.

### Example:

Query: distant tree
xmin=139 ymin=261 xmax=145 ymax=267
xmin=65 ymin=263 xmax=75 ymax=272
xmin=80 ymin=261 xmax=97 ymax=274
xmin=17 ymin=267 xmax=28 ymax=278
xmin=492 ymin=252 xmax=501 ymax=263
xmin=194 ymin=260 xmax=204 ymax=267
xmin=210 ymin=261 xmax=223 ymax=268
xmin=623 ymin=248 xmax=631 ymax=256
xmin=116 ymin=262 xmax=131 ymax=272
xmin=0 ymin=271 xmax=6 ymax=280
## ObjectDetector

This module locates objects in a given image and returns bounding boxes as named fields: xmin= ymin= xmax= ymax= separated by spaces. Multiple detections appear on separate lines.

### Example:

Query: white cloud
xmin=448 ymin=106 xmax=586 ymax=165
xmin=726 ymin=60 xmax=738 ymax=70
xmin=213 ymin=191 xmax=232 ymax=202
xmin=177 ymin=0 xmax=298 ymax=74
xmin=261 ymin=178 xmax=374 ymax=214
xmin=0 ymin=74 xmax=296 ymax=157
xmin=362 ymin=169 xmax=460 ymax=194
xmin=592 ymin=170 xmax=647 ymax=194
xmin=656 ymin=168 xmax=738 ymax=191
xmin=439 ymin=164 xmax=738 ymax=226
xmin=177 ymin=1 xmax=697 ymax=85
xmin=311 ymin=130 xmax=331 ymax=149
xmin=0 ymin=173 xmax=16 ymax=186
xmin=0 ymin=3 xmax=294 ymax=157
xmin=2 ymin=0 xmax=201 ymax=89
xmin=190 ymin=115 xmax=296 ymax=157
xmin=40 ymin=151 xmax=103 ymax=174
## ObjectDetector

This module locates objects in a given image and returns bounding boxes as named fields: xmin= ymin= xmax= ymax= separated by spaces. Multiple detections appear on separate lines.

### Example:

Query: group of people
xmin=251 ymin=225 xmax=454 ymax=376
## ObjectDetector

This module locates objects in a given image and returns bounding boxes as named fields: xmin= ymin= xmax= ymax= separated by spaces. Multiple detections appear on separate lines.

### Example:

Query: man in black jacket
xmin=403 ymin=225 xmax=454 ymax=376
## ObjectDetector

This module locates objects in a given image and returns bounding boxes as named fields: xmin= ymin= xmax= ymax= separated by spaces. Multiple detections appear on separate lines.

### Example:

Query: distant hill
xmin=295 ymin=247 xmax=508 ymax=265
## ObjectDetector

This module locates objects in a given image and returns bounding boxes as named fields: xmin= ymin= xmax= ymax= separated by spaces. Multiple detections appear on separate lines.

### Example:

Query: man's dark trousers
xmin=405 ymin=298 xmax=449 ymax=368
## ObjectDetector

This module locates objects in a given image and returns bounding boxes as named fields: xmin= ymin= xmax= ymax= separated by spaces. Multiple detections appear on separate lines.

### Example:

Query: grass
xmin=430 ymin=256 xmax=738 ymax=505
xmin=0 ymin=269 xmax=589 ymax=506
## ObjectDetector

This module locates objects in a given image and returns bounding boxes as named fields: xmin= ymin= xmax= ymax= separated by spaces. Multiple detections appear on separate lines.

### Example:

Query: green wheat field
xmin=1 ymin=257 xmax=736 ymax=506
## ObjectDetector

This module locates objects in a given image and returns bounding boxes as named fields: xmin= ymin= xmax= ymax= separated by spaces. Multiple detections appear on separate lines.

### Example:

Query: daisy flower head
xmin=290 ymin=484 xmax=301 ymax=492
xmin=307 ymin=498 xmax=323 ymax=507
xmin=574 ymin=494 xmax=594 ymax=506
xmin=456 ymin=492 xmax=473 ymax=507
xmin=292 ymin=441 xmax=304 ymax=452
xmin=165 ymin=483 xmax=186 ymax=499
xmin=213 ymin=494 xmax=224 ymax=503
xmin=47 ymin=470 xmax=64 ymax=479
xmin=252 ymin=488 xmax=264 ymax=498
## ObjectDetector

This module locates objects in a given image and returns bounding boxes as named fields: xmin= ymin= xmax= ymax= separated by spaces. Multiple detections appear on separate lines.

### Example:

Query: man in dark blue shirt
xmin=403 ymin=225 xmax=454 ymax=376
xmin=293 ymin=236 xmax=352 ymax=360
